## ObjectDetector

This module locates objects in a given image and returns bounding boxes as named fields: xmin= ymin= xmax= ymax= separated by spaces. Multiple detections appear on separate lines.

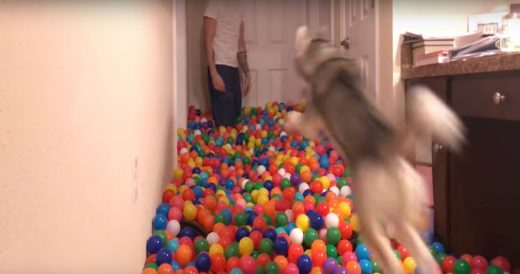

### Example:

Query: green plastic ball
xmin=326 ymin=227 xmax=341 ymax=245
xmin=486 ymin=266 xmax=503 ymax=274
xmin=259 ymin=238 xmax=274 ymax=254
xmin=225 ymin=243 xmax=239 ymax=259
xmin=265 ymin=262 xmax=280 ymax=274
xmin=235 ymin=212 xmax=248 ymax=226
xmin=275 ymin=212 xmax=288 ymax=227
xmin=454 ymin=259 xmax=471 ymax=274
xmin=303 ymin=228 xmax=319 ymax=248
xmin=195 ymin=239 xmax=209 ymax=253
xmin=326 ymin=244 xmax=338 ymax=257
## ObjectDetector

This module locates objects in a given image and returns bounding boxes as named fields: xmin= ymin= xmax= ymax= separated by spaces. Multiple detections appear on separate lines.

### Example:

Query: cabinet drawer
xmin=452 ymin=72 xmax=520 ymax=121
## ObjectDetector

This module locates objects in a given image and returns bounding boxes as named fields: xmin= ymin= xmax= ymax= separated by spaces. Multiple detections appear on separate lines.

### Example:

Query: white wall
xmin=187 ymin=0 xmax=210 ymax=111
xmin=0 ymin=1 xmax=173 ymax=273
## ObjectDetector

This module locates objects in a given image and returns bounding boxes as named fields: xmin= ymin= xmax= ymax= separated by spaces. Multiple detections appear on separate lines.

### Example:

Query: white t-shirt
xmin=204 ymin=0 xmax=245 ymax=68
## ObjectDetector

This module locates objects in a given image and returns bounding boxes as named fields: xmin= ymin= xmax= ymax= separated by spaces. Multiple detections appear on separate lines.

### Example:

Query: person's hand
xmin=242 ymin=73 xmax=250 ymax=97
xmin=211 ymin=71 xmax=226 ymax=92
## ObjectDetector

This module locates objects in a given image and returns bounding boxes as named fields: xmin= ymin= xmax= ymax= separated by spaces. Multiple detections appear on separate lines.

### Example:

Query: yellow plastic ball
xmin=258 ymin=188 xmax=269 ymax=197
xmin=320 ymin=176 xmax=331 ymax=189
xmin=338 ymin=202 xmax=352 ymax=218
xmin=351 ymin=214 xmax=360 ymax=232
xmin=251 ymin=190 xmax=259 ymax=202
xmin=179 ymin=185 xmax=188 ymax=193
xmin=173 ymin=168 xmax=183 ymax=179
xmin=183 ymin=202 xmax=197 ymax=221
xmin=238 ymin=237 xmax=254 ymax=256
xmin=257 ymin=195 xmax=269 ymax=205
xmin=296 ymin=214 xmax=310 ymax=231
xmin=209 ymin=244 xmax=224 ymax=256
xmin=403 ymin=257 xmax=417 ymax=273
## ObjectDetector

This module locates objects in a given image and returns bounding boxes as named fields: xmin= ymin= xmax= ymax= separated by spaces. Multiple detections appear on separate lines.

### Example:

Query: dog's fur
xmin=286 ymin=26 xmax=465 ymax=274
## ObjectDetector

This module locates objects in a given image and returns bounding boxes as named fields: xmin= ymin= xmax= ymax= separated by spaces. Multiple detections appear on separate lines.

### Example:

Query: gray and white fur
xmin=286 ymin=26 xmax=465 ymax=274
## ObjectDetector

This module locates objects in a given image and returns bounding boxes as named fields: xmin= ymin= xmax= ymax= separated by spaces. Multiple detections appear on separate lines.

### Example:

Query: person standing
xmin=204 ymin=0 xmax=250 ymax=127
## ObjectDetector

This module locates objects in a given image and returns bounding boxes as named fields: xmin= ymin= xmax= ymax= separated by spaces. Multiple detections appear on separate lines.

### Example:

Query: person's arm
xmin=204 ymin=16 xmax=226 ymax=91
xmin=237 ymin=21 xmax=250 ymax=96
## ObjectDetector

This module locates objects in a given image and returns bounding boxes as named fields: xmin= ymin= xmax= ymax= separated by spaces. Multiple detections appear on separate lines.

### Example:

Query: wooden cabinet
xmin=406 ymin=71 xmax=520 ymax=268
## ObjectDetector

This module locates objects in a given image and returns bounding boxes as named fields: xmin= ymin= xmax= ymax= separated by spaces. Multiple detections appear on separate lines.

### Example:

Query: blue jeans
xmin=208 ymin=65 xmax=242 ymax=127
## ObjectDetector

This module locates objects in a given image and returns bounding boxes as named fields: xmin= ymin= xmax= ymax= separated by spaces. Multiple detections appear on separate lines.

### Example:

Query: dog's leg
xmin=393 ymin=223 xmax=441 ymax=274
xmin=356 ymin=161 xmax=404 ymax=274
xmin=285 ymin=107 xmax=324 ymax=140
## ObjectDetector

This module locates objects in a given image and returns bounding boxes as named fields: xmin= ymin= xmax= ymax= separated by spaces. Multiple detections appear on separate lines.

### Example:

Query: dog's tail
xmin=402 ymin=85 xmax=465 ymax=154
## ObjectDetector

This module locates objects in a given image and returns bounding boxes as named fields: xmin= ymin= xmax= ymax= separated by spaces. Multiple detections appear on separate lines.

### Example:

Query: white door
xmin=243 ymin=0 xmax=330 ymax=107
xmin=338 ymin=0 xmax=377 ymax=101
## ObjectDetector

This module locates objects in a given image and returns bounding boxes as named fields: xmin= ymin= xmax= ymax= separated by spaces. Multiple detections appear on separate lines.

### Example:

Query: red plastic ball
xmin=442 ymin=256 xmax=457 ymax=273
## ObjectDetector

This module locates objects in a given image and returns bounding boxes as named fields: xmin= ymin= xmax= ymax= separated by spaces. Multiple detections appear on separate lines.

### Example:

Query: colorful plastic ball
xmin=157 ymin=263 xmax=174 ymax=274
xmin=486 ymin=265 xmax=504 ymax=274
xmin=210 ymin=253 xmax=226 ymax=273
xmin=431 ymin=242 xmax=445 ymax=253
xmin=323 ymin=258 xmax=339 ymax=274
xmin=326 ymin=227 xmax=341 ymax=245
xmin=176 ymin=244 xmax=193 ymax=266
xmin=288 ymin=243 xmax=304 ymax=263
xmin=259 ymin=238 xmax=274 ymax=254
xmin=142 ymin=268 xmax=157 ymax=274
xmin=153 ymin=214 xmax=168 ymax=230
xmin=156 ymin=248 xmax=172 ymax=265
xmin=230 ymin=268 xmax=244 ymax=274
xmin=336 ymin=240 xmax=352 ymax=256
xmin=354 ymin=244 xmax=370 ymax=260
xmin=442 ymin=255 xmax=457 ymax=273
xmin=183 ymin=203 xmax=197 ymax=221
xmin=276 ymin=212 xmax=289 ymax=227
xmin=179 ymin=227 xmax=196 ymax=239
xmin=303 ymin=228 xmax=319 ymax=248
xmin=490 ymin=256 xmax=510 ymax=272
xmin=342 ymin=252 xmax=357 ymax=264
xmin=290 ymin=228 xmax=304 ymax=244
xmin=265 ymin=262 xmax=280 ymax=274
xmin=240 ymin=255 xmax=257 ymax=274
xmin=166 ymin=220 xmax=181 ymax=237
xmin=207 ymin=232 xmax=219 ymax=245
xmin=403 ymin=257 xmax=416 ymax=273
xmin=297 ymin=254 xmax=313 ymax=274
xmin=274 ymin=237 xmax=289 ymax=256
xmin=284 ymin=263 xmax=300 ymax=274
xmin=472 ymin=255 xmax=489 ymax=270
xmin=333 ymin=267 xmax=347 ymax=274
xmin=296 ymin=214 xmax=310 ymax=231
xmin=454 ymin=259 xmax=471 ymax=274
xmin=147 ymin=235 xmax=163 ymax=254
xmin=345 ymin=261 xmax=361 ymax=274
xmin=325 ymin=213 xmax=339 ymax=228
xmin=194 ymin=252 xmax=211 ymax=272
xmin=311 ymin=249 xmax=327 ymax=267
xmin=358 ymin=259 xmax=372 ymax=274
xmin=225 ymin=242 xmax=239 ymax=259
xmin=194 ymin=239 xmax=209 ymax=253
xmin=236 ymin=227 xmax=250 ymax=241
xmin=263 ymin=228 xmax=277 ymax=242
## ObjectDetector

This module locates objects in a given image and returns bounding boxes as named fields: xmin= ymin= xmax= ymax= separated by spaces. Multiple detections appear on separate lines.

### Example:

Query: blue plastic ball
xmin=274 ymin=237 xmax=289 ymax=256
xmin=359 ymin=259 xmax=372 ymax=274
xmin=236 ymin=226 xmax=250 ymax=241
xmin=263 ymin=228 xmax=277 ymax=242
xmin=156 ymin=248 xmax=172 ymax=265
xmin=431 ymin=242 xmax=445 ymax=253
xmin=179 ymin=227 xmax=196 ymax=239
xmin=297 ymin=254 xmax=313 ymax=274
xmin=146 ymin=235 xmax=163 ymax=254
xmin=166 ymin=239 xmax=179 ymax=252
xmin=225 ymin=179 xmax=234 ymax=190
xmin=171 ymin=261 xmax=180 ymax=270
xmin=355 ymin=244 xmax=371 ymax=260
xmin=152 ymin=214 xmax=168 ymax=230
xmin=230 ymin=269 xmax=243 ymax=274
xmin=275 ymin=227 xmax=286 ymax=235
xmin=156 ymin=203 xmax=170 ymax=216
xmin=195 ymin=252 xmax=211 ymax=271
xmin=285 ymin=223 xmax=296 ymax=234
xmin=264 ymin=180 xmax=274 ymax=191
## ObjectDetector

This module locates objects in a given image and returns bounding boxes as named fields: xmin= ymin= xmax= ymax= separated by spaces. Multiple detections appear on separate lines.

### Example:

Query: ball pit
xmin=142 ymin=103 xmax=514 ymax=273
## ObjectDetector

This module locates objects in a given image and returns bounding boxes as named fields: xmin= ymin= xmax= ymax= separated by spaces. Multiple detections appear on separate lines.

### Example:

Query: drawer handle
xmin=493 ymin=92 xmax=506 ymax=105
xmin=433 ymin=143 xmax=443 ymax=153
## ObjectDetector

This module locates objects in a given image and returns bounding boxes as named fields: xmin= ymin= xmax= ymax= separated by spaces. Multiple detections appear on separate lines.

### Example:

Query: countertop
xmin=400 ymin=43 xmax=520 ymax=80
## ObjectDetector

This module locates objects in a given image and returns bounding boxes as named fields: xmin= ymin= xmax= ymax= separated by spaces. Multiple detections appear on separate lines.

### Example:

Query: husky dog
xmin=286 ymin=26 xmax=465 ymax=274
